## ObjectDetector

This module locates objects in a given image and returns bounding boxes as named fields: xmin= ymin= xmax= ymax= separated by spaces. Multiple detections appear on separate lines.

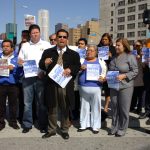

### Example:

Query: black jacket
xmin=39 ymin=46 xmax=81 ymax=109
xmin=39 ymin=46 xmax=81 ymax=79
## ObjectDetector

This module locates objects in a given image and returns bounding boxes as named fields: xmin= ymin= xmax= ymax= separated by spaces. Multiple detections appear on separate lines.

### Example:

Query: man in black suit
xmin=39 ymin=29 xmax=81 ymax=139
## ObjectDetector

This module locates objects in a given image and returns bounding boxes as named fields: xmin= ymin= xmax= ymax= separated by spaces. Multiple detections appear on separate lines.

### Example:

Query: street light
xmin=13 ymin=0 xmax=16 ymax=46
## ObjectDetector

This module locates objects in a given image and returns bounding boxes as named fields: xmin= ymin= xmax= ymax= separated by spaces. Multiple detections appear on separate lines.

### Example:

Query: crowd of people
xmin=0 ymin=24 xmax=150 ymax=140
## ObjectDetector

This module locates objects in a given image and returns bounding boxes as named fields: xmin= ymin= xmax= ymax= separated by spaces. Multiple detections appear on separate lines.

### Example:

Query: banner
xmin=23 ymin=60 xmax=38 ymax=78
xmin=0 ymin=59 xmax=9 ymax=77
xmin=24 ymin=15 xmax=36 ymax=30
xmin=48 ymin=64 xmax=72 ymax=88
xmin=106 ymin=71 xmax=120 ymax=90
xmin=98 ymin=46 xmax=109 ymax=60
xmin=86 ymin=64 xmax=100 ymax=81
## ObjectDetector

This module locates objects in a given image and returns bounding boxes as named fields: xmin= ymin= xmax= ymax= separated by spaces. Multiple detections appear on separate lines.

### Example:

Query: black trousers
xmin=145 ymin=87 xmax=150 ymax=116
xmin=131 ymin=86 xmax=144 ymax=111
xmin=17 ymin=83 xmax=24 ymax=123
xmin=0 ymin=85 xmax=19 ymax=127
xmin=45 ymin=84 xmax=70 ymax=134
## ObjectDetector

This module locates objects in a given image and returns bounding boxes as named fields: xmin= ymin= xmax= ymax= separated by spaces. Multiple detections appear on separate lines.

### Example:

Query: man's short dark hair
xmin=29 ymin=24 xmax=40 ymax=34
xmin=56 ymin=29 xmax=69 ymax=38
xmin=1 ymin=39 xmax=14 ymax=48
xmin=78 ymin=38 xmax=88 ymax=45
xmin=22 ymin=30 xmax=29 ymax=35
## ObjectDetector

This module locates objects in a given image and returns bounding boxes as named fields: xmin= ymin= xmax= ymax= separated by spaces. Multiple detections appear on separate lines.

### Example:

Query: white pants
xmin=79 ymin=86 xmax=101 ymax=131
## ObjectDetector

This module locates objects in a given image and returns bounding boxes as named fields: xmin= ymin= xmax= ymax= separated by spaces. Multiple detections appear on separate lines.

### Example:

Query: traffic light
xmin=87 ymin=28 xmax=90 ymax=35
xmin=143 ymin=9 xmax=150 ymax=24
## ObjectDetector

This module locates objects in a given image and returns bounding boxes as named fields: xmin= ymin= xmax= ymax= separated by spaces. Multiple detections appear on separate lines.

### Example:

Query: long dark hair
xmin=98 ymin=33 xmax=113 ymax=46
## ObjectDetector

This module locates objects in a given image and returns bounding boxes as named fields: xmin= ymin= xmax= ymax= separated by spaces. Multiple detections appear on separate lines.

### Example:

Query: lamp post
xmin=13 ymin=0 xmax=17 ymax=46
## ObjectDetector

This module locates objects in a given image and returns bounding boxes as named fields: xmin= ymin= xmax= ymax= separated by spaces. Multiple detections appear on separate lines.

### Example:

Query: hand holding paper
xmin=63 ymin=68 xmax=71 ymax=77
xmin=117 ymin=74 xmax=126 ymax=81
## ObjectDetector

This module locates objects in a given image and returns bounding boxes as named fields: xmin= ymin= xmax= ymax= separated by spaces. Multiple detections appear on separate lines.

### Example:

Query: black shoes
xmin=77 ymin=129 xmax=86 ymax=132
xmin=139 ymin=112 xmax=149 ymax=119
xmin=42 ymin=132 xmax=69 ymax=140
xmin=22 ymin=127 xmax=31 ymax=133
xmin=108 ymin=132 xmax=115 ymax=136
xmin=92 ymin=130 xmax=99 ymax=134
xmin=61 ymin=133 xmax=70 ymax=140
xmin=9 ymin=123 xmax=20 ymax=130
xmin=146 ymin=118 xmax=150 ymax=125
xmin=42 ymin=132 xmax=56 ymax=139
xmin=115 ymin=133 xmax=125 ymax=137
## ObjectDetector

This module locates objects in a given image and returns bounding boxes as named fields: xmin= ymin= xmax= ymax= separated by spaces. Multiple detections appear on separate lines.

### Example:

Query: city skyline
xmin=0 ymin=0 xmax=99 ymax=41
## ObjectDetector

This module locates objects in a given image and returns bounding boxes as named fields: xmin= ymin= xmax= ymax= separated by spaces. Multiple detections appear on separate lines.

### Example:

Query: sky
xmin=0 ymin=0 xmax=100 ymax=41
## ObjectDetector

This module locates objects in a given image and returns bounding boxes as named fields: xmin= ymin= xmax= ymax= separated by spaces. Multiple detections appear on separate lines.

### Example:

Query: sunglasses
xmin=58 ymin=36 xmax=68 ymax=39
xmin=135 ymin=44 xmax=141 ymax=47
xmin=50 ymin=39 xmax=56 ymax=41
xmin=78 ymin=43 xmax=85 ymax=45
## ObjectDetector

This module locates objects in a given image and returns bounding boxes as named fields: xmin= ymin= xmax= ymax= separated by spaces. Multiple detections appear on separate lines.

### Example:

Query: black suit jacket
xmin=39 ymin=46 xmax=81 ymax=108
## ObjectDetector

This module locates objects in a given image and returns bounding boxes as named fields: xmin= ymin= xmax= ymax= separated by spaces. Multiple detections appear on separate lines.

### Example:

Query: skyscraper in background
xmin=55 ymin=23 xmax=69 ymax=33
xmin=38 ymin=9 xmax=49 ymax=41
xmin=6 ymin=23 xmax=17 ymax=41
xmin=24 ymin=14 xmax=36 ymax=30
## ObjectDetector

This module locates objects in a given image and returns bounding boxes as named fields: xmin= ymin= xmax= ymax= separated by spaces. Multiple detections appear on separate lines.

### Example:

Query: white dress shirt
xmin=19 ymin=39 xmax=51 ymax=72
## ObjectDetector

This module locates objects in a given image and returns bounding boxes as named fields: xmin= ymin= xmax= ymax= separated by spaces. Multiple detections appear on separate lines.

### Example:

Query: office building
xmin=6 ymin=23 xmax=17 ymax=41
xmin=55 ymin=23 xmax=69 ymax=33
xmin=99 ymin=0 xmax=150 ymax=44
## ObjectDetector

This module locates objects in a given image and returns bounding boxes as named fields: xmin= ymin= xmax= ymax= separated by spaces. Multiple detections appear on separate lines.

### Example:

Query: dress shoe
xmin=22 ymin=128 xmax=31 ymax=133
xmin=61 ymin=133 xmax=69 ymax=140
xmin=108 ymin=132 xmax=115 ymax=136
xmin=92 ymin=130 xmax=99 ymax=134
xmin=115 ymin=133 xmax=125 ymax=137
xmin=9 ymin=123 xmax=20 ymax=130
xmin=42 ymin=132 xmax=56 ymax=139
xmin=77 ymin=128 xmax=86 ymax=132
xmin=139 ymin=112 xmax=149 ymax=119
xmin=146 ymin=118 xmax=150 ymax=125
xmin=145 ymin=130 xmax=150 ymax=134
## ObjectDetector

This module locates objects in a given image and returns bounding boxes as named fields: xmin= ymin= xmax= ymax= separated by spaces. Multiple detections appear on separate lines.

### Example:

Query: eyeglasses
xmin=58 ymin=36 xmax=68 ymax=39
xmin=50 ymin=39 xmax=56 ymax=41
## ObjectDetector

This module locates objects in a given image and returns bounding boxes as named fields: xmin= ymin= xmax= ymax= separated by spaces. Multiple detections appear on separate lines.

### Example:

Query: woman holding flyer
xmin=97 ymin=33 xmax=116 ymax=117
xmin=108 ymin=38 xmax=138 ymax=137
xmin=78 ymin=45 xmax=107 ymax=134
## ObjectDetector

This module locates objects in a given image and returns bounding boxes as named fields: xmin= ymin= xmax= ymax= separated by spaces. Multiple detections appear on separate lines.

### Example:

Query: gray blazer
xmin=109 ymin=53 xmax=138 ymax=90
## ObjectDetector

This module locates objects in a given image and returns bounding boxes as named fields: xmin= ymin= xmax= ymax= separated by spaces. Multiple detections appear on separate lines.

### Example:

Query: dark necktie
xmin=57 ymin=49 xmax=63 ymax=66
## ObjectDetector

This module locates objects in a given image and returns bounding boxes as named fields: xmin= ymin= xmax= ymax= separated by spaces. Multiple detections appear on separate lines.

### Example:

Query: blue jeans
xmin=22 ymin=77 xmax=47 ymax=129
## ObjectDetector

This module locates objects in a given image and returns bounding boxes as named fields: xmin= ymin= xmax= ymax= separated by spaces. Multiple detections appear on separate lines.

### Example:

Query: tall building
xmin=6 ymin=23 xmax=17 ymax=41
xmin=55 ymin=23 xmax=69 ymax=33
xmin=69 ymin=28 xmax=81 ymax=45
xmin=24 ymin=14 xmax=36 ymax=30
xmin=81 ymin=18 xmax=100 ymax=45
xmin=38 ymin=9 xmax=49 ymax=41
xmin=99 ymin=0 xmax=150 ymax=45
